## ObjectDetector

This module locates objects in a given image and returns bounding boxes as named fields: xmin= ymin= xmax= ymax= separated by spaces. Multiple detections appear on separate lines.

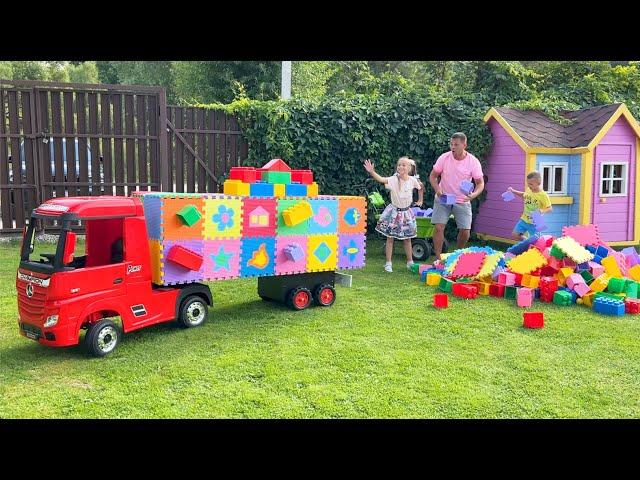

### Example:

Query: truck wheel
xmin=178 ymin=295 xmax=208 ymax=328
xmin=313 ymin=284 xmax=336 ymax=307
xmin=85 ymin=319 xmax=120 ymax=357
xmin=287 ymin=287 xmax=312 ymax=310
xmin=411 ymin=239 xmax=431 ymax=262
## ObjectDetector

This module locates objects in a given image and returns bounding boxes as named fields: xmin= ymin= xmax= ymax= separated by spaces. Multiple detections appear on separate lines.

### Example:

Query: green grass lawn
xmin=2 ymin=238 xmax=640 ymax=419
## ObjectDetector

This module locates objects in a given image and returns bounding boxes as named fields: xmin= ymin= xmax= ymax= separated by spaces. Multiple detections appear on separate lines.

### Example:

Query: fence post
xmin=157 ymin=87 xmax=169 ymax=191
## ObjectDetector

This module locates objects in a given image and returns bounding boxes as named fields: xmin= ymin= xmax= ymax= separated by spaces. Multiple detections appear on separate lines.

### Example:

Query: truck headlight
xmin=44 ymin=315 xmax=59 ymax=328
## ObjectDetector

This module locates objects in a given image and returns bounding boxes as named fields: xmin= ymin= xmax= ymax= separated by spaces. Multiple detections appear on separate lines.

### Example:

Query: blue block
xmin=596 ymin=246 xmax=609 ymax=258
xmin=285 ymin=183 xmax=308 ymax=196
xmin=250 ymin=182 xmax=275 ymax=197
xmin=533 ymin=288 xmax=540 ymax=299
xmin=586 ymin=246 xmax=597 ymax=254
xmin=507 ymin=234 xmax=540 ymax=255
xmin=439 ymin=194 xmax=456 ymax=205
xmin=593 ymin=297 xmax=625 ymax=316
xmin=577 ymin=262 xmax=589 ymax=271
xmin=593 ymin=255 xmax=603 ymax=264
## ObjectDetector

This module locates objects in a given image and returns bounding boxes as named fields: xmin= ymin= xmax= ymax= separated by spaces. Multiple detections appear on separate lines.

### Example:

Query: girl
xmin=364 ymin=156 xmax=423 ymax=272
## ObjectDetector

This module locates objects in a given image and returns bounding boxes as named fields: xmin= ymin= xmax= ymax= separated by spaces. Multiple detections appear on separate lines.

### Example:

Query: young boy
xmin=508 ymin=171 xmax=552 ymax=240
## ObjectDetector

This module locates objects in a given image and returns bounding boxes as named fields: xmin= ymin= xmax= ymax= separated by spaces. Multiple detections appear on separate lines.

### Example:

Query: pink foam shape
xmin=561 ymin=224 xmax=601 ymax=246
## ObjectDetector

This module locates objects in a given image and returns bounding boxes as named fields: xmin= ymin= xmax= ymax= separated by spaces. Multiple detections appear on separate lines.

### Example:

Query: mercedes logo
xmin=26 ymin=283 xmax=34 ymax=298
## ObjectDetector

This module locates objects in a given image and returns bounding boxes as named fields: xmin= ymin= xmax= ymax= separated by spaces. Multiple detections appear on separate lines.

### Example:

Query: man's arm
xmin=466 ymin=176 xmax=485 ymax=201
xmin=429 ymin=169 xmax=443 ymax=197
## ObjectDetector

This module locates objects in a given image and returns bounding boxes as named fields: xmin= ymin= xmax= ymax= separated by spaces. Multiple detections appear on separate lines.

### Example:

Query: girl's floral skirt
xmin=375 ymin=204 xmax=417 ymax=239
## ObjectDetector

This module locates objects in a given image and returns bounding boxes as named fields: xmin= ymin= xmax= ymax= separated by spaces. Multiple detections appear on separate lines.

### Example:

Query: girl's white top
xmin=384 ymin=174 xmax=422 ymax=208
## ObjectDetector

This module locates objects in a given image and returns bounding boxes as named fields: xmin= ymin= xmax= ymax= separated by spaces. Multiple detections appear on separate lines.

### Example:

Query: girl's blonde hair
xmin=398 ymin=156 xmax=417 ymax=176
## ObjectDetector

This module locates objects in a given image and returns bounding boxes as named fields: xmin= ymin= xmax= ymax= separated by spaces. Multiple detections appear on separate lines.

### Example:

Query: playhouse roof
xmin=487 ymin=103 xmax=640 ymax=149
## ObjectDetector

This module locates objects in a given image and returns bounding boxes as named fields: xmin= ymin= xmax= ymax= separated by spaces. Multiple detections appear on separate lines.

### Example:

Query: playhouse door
xmin=591 ymin=144 xmax=635 ymax=243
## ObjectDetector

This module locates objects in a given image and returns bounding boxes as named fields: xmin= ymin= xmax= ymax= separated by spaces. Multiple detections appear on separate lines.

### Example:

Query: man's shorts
xmin=431 ymin=198 xmax=472 ymax=229
xmin=513 ymin=218 xmax=538 ymax=237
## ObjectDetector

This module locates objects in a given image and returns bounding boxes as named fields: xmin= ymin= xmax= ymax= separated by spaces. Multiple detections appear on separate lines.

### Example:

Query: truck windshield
xmin=20 ymin=217 xmax=79 ymax=274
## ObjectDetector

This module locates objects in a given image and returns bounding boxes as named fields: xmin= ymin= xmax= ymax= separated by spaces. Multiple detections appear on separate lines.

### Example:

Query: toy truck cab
xmin=17 ymin=196 xmax=211 ymax=356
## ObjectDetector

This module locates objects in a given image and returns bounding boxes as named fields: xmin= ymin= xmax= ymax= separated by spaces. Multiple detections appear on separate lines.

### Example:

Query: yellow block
xmin=522 ymin=274 xmax=540 ymax=288
xmin=628 ymin=264 xmax=640 ymax=282
xmin=273 ymin=184 xmax=286 ymax=198
xmin=582 ymin=292 xmax=594 ymax=308
xmin=307 ymin=182 xmax=319 ymax=197
xmin=601 ymin=256 xmax=623 ymax=278
xmin=426 ymin=273 xmax=441 ymax=286
xmin=477 ymin=282 xmax=491 ymax=295
xmin=557 ymin=267 xmax=574 ymax=286
xmin=283 ymin=201 xmax=313 ymax=226
xmin=590 ymin=273 xmax=610 ymax=293
xmin=223 ymin=179 xmax=250 ymax=196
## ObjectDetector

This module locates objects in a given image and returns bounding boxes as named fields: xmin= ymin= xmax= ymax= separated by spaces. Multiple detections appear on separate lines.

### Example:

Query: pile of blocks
xmin=417 ymin=223 xmax=640 ymax=317
xmin=134 ymin=159 xmax=367 ymax=285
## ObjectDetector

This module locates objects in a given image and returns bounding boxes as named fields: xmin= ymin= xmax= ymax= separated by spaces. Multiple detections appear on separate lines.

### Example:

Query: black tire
xmin=427 ymin=237 xmax=450 ymax=255
xmin=411 ymin=239 xmax=431 ymax=262
xmin=85 ymin=319 xmax=120 ymax=357
xmin=313 ymin=283 xmax=336 ymax=307
xmin=287 ymin=286 xmax=312 ymax=311
xmin=177 ymin=295 xmax=208 ymax=328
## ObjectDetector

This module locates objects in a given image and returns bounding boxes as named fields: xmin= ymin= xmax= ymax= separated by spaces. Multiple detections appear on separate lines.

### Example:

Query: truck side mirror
xmin=63 ymin=232 xmax=76 ymax=264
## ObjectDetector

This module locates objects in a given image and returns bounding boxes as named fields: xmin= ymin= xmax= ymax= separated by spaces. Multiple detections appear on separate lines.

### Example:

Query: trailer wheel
xmin=411 ymin=239 xmax=431 ymax=262
xmin=177 ymin=295 xmax=208 ymax=328
xmin=85 ymin=319 xmax=120 ymax=357
xmin=287 ymin=287 xmax=312 ymax=310
xmin=313 ymin=284 xmax=336 ymax=307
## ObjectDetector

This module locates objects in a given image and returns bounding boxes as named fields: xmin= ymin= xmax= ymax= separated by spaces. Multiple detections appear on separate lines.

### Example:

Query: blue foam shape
xmin=308 ymin=199 xmax=338 ymax=234
xmin=507 ymin=234 xmax=540 ymax=255
xmin=285 ymin=183 xmax=308 ymax=196
xmin=239 ymin=237 xmax=276 ymax=277
xmin=143 ymin=195 xmax=163 ymax=240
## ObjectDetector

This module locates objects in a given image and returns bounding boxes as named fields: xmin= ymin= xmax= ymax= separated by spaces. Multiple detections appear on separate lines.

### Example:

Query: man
xmin=429 ymin=132 xmax=485 ymax=260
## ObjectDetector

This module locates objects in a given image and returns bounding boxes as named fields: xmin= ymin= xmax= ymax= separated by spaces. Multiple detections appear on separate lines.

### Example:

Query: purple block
xmin=423 ymin=208 xmax=433 ymax=217
xmin=531 ymin=210 xmax=547 ymax=232
xmin=501 ymin=191 xmax=516 ymax=202
xmin=460 ymin=180 xmax=474 ymax=196
xmin=284 ymin=243 xmax=305 ymax=262
xmin=439 ymin=194 xmax=456 ymax=205
xmin=622 ymin=247 xmax=640 ymax=267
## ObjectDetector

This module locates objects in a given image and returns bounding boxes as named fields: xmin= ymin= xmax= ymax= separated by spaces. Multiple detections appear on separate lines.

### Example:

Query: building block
xmin=507 ymin=234 xmax=540 ymax=255
xmin=223 ymin=179 xmax=250 ymax=196
xmin=517 ymin=287 xmax=533 ymax=307
xmin=250 ymin=182 xmax=275 ymax=197
xmin=427 ymin=273 xmax=442 ymax=286
xmin=601 ymin=256 xmax=623 ymax=278
xmin=547 ymin=256 xmax=563 ymax=271
xmin=533 ymin=288 xmax=540 ymax=299
xmin=477 ymin=282 xmax=491 ymax=295
xmin=282 ymin=201 xmax=313 ymax=226
xmin=590 ymin=273 xmax=611 ymax=293
xmin=291 ymin=169 xmax=314 ymax=185
xmin=563 ymin=258 xmax=577 ymax=268
xmin=176 ymin=204 xmax=202 ymax=227
xmin=523 ymin=312 xmax=544 ymax=329
xmin=566 ymin=273 xmax=585 ymax=290
xmin=539 ymin=276 xmax=558 ymax=291
xmin=166 ymin=244 xmax=204 ymax=271
xmin=531 ymin=210 xmax=547 ymax=232
xmin=553 ymin=290 xmax=573 ymax=306
xmin=229 ymin=166 xmax=260 ymax=183
xmin=419 ymin=264 xmax=432 ymax=275
xmin=622 ymin=247 xmax=640 ymax=267
xmin=438 ymin=194 xmax=456 ymax=205
xmin=452 ymin=283 xmax=478 ymax=299
xmin=283 ymin=243 xmax=305 ymax=262
xmin=262 ymin=170 xmax=292 ymax=184
xmin=501 ymin=190 xmax=515 ymax=202
xmin=261 ymin=158 xmax=291 ymax=172
xmin=439 ymin=277 xmax=453 ymax=293
xmin=553 ymin=236 xmax=594 ymax=264
xmin=489 ymin=283 xmax=505 ymax=297
xmin=593 ymin=255 xmax=603 ymax=264
xmin=504 ymin=286 xmax=518 ymax=300
xmin=534 ymin=235 xmax=554 ymax=251
xmin=582 ymin=292 xmax=595 ymax=308
xmin=561 ymin=224 xmax=601 ymax=246
xmin=607 ymin=277 xmax=627 ymax=294
xmin=460 ymin=180 xmax=475 ymax=195
xmin=579 ymin=270 xmax=594 ymax=284
xmin=434 ymin=293 xmax=449 ymax=308
xmin=273 ymin=184 xmax=286 ymax=198
xmin=307 ymin=182 xmax=319 ymax=197
xmin=589 ymin=261 xmax=605 ymax=278
xmin=593 ymin=297 xmax=625 ymax=316
xmin=550 ymin=244 xmax=566 ymax=259
xmin=521 ymin=274 xmax=540 ymax=289
xmin=625 ymin=298 xmax=640 ymax=314
xmin=557 ymin=267 xmax=574 ymax=286
xmin=507 ymin=248 xmax=547 ymax=275
xmin=573 ymin=282 xmax=591 ymax=298
xmin=596 ymin=245 xmax=609 ymax=258
xmin=629 ymin=265 xmax=640 ymax=282
xmin=285 ymin=183 xmax=308 ymax=197
xmin=625 ymin=281 xmax=638 ymax=299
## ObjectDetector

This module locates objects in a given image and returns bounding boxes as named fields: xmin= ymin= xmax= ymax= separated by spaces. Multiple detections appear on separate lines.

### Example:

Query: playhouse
xmin=474 ymin=103 xmax=640 ymax=246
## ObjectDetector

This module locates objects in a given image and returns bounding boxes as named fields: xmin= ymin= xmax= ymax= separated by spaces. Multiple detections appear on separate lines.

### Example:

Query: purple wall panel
xmin=162 ymin=239 xmax=205 ymax=285
xmin=337 ymin=234 xmax=366 ymax=269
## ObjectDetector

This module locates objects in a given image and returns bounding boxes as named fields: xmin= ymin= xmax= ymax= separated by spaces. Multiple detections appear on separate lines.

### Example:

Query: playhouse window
xmin=600 ymin=162 xmax=628 ymax=196
xmin=540 ymin=164 xmax=567 ymax=195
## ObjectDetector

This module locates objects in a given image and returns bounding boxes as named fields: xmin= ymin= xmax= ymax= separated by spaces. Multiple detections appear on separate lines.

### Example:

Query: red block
xmin=166 ymin=244 xmax=204 ymax=271
xmin=452 ymin=283 xmax=478 ymax=299
xmin=434 ymin=293 xmax=449 ymax=308
xmin=291 ymin=169 xmax=314 ymax=185
xmin=539 ymin=266 xmax=558 ymax=277
xmin=539 ymin=290 xmax=554 ymax=303
xmin=625 ymin=298 xmax=640 ymax=314
xmin=513 ymin=273 xmax=523 ymax=286
xmin=229 ymin=166 xmax=260 ymax=183
xmin=489 ymin=283 xmax=505 ymax=297
xmin=539 ymin=276 xmax=558 ymax=292
xmin=523 ymin=312 xmax=544 ymax=329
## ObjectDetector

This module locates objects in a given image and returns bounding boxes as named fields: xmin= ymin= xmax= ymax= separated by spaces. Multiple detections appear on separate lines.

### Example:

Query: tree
xmin=67 ymin=61 xmax=99 ymax=83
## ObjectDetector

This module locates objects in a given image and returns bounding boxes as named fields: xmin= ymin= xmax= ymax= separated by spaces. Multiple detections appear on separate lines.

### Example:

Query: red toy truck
xmin=16 ymin=196 xmax=340 ymax=357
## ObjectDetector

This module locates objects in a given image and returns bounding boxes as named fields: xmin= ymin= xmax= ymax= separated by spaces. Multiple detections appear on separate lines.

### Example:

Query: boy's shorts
xmin=431 ymin=199 xmax=472 ymax=229
xmin=514 ymin=219 xmax=537 ymax=236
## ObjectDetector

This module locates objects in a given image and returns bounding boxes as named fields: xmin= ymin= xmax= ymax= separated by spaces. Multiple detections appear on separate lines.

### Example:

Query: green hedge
xmin=202 ymin=91 xmax=494 ymax=238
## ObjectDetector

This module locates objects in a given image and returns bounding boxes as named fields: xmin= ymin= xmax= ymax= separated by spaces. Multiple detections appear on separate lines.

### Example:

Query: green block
xmin=410 ymin=263 xmax=420 ymax=274
xmin=504 ymin=286 xmax=518 ymax=300
xmin=607 ymin=277 xmax=627 ymax=294
xmin=456 ymin=278 xmax=473 ymax=283
xmin=176 ymin=204 xmax=202 ymax=226
xmin=262 ymin=171 xmax=291 ymax=184
xmin=595 ymin=292 xmax=626 ymax=301
xmin=550 ymin=244 xmax=566 ymax=259
xmin=439 ymin=277 xmax=452 ymax=293
xmin=579 ymin=270 xmax=594 ymax=284
xmin=626 ymin=281 xmax=639 ymax=299
xmin=553 ymin=290 xmax=573 ymax=306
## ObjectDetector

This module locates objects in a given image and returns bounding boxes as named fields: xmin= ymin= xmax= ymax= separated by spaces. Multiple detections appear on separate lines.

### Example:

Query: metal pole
xmin=281 ymin=61 xmax=291 ymax=100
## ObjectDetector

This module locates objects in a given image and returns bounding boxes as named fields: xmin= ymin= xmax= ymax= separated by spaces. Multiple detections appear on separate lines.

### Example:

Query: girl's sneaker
xmin=406 ymin=261 xmax=415 ymax=270
xmin=384 ymin=262 xmax=393 ymax=273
